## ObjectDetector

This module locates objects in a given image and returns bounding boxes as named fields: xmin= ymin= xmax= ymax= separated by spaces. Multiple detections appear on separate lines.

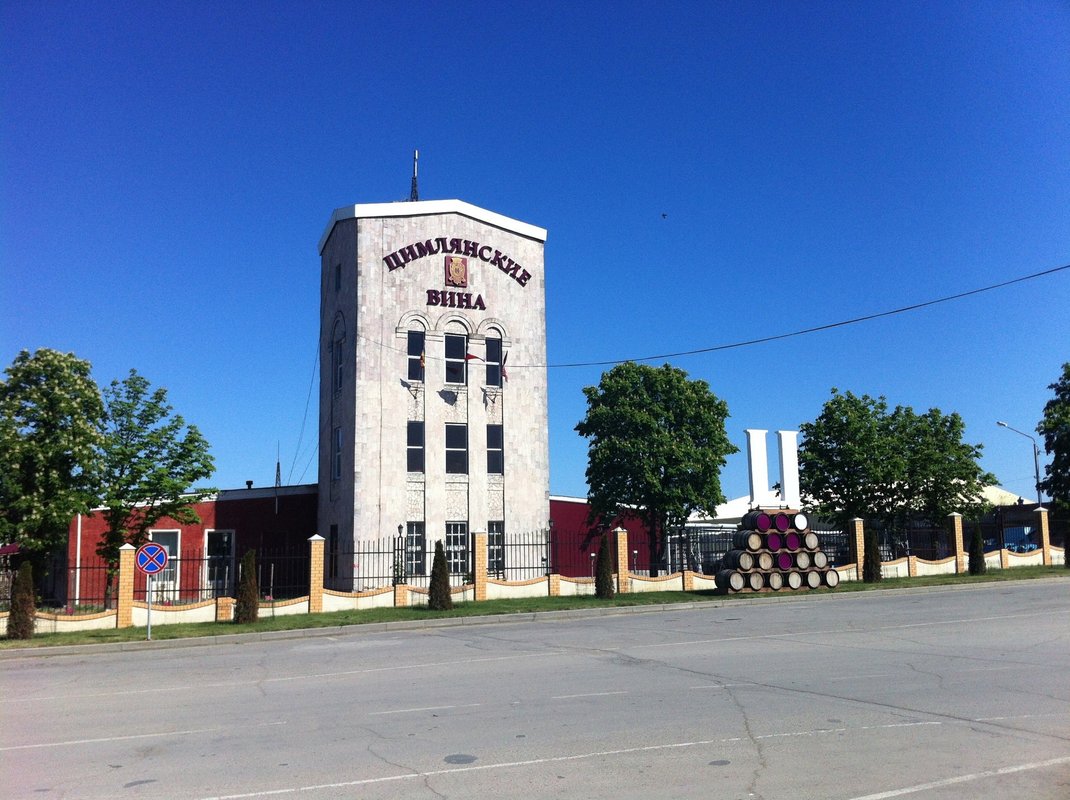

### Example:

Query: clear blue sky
xmin=3 ymin=1 xmax=1068 ymax=504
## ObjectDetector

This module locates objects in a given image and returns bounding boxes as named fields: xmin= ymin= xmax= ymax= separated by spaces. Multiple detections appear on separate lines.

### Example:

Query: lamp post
xmin=996 ymin=421 xmax=1043 ymax=508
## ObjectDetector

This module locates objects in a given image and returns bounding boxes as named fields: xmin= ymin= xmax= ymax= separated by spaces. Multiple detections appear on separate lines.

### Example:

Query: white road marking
xmin=0 ymin=722 xmax=285 ymax=752
xmin=195 ymin=721 xmax=945 ymax=800
xmin=550 ymin=690 xmax=628 ymax=699
xmin=844 ymin=755 xmax=1070 ymax=800
xmin=369 ymin=703 xmax=482 ymax=716
xmin=689 ymin=683 xmax=756 ymax=689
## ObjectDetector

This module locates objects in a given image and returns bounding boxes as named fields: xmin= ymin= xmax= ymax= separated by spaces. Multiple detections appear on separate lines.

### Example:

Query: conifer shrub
xmin=862 ymin=528 xmax=882 ymax=583
xmin=968 ymin=525 xmax=987 ymax=576
xmin=234 ymin=549 xmax=259 ymax=623
xmin=595 ymin=534 xmax=615 ymax=599
xmin=7 ymin=562 xmax=35 ymax=639
xmin=428 ymin=540 xmax=453 ymax=611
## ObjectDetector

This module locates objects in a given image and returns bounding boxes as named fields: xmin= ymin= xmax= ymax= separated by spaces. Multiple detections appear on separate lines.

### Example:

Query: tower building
xmin=318 ymin=200 xmax=549 ymax=587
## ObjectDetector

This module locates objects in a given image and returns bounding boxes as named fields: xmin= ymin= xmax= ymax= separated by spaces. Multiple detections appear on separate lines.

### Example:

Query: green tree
xmin=234 ymin=549 xmax=259 ymax=623
xmin=0 ymin=349 xmax=104 ymax=568
xmin=93 ymin=370 xmax=215 ymax=601
xmin=798 ymin=390 xmax=901 ymax=530
xmin=1038 ymin=362 xmax=1070 ymax=513
xmin=7 ymin=561 xmax=36 ymax=639
xmin=800 ymin=389 xmax=994 ymax=530
xmin=428 ymin=540 xmax=452 ymax=610
xmin=575 ymin=362 xmax=737 ymax=575
xmin=595 ymin=534 xmax=614 ymax=599
xmin=889 ymin=405 xmax=995 ymax=524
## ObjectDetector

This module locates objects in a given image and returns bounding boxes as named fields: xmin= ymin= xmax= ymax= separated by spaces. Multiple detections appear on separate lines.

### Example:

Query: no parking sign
xmin=135 ymin=542 xmax=168 ymax=640
xmin=135 ymin=542 xmax=168 ymax=575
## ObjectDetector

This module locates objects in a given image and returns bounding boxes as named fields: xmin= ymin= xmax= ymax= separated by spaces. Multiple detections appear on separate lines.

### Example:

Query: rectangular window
xmin=333 ymin=338 xmax=344 ymax=391
xmin=332 ymin=427 xmax=343 ymax=480
xmin=407 ymin=330 xmax=424 ymax=382
xmin=488 ymin=520 xmax=505 ymax=577
xmin=444 ymin=333 xmax=467 ymax=384
xmin=445 ymin=522 xmax=469 ymax=575
xmin=334 ymin=263 xmax=341 ymax=292
xmin=485 ymin=337 xmax=502 ymax=387
xmin=487 ymin=424 xmax=503 ymax=474
xmin=407 ymin=421 xmax=424 ymax=473
xmin=445 ymin=423 xmax=468 ymax=474
xmin=405 ymin=522 xmax=426 ymax=577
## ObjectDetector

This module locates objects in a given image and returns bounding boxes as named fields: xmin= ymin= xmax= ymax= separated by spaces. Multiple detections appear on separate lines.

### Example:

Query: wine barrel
xmin=775 ymin=552 xmax=793 ymax=571
xmin=765 ymin=532 xmax=783 ymax=551
xmin=757 ymin=551 xmax=774 ymax=571
xmin=805 ymin=570 xmax=822 ymax=589
xmin=823 ymin=569 xmax=841 ymax=588
xmin=803 ymin=531 xmax=820 ymax=550
xmin=716 ymin=570 xmax=745 ymax=592
xmin=786 ymin=571 xmax=803 ymax=590
xmin=792 ymin=512 xmax=809 ymax=531
xmin=784 ymin=531 xmax=802 ymax=551
xmin=741 ymin=511 xmax=772 ymax=532
xmin=733 ymin=531 xmax=763 ymax=552
xmin=723 ymin=549 xmax=755 ymax=571
xmin=766 ymin=571 xmax=784 ymax=591
xmin=747 ymin=572 xmax=763 ymax=591
xmin=812 ymin=550 xmax=829 ymax=569
xmin=795 ymin=551 xmax=811 ymax=570
xmin=773 ymin=512 xmax=790 ymax=532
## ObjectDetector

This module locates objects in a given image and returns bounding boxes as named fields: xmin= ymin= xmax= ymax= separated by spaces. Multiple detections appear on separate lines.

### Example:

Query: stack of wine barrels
xmin=715 ymin=510 xmax=839 ymax=594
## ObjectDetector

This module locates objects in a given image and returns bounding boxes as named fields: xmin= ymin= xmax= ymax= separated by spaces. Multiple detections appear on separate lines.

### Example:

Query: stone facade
xmin=318 ymin=200 xmax=549 ymax=586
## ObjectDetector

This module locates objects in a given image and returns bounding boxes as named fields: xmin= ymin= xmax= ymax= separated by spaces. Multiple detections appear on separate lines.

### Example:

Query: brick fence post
xmin=308 ymin=535 xmax=325 ymax=614
xmin=947 ymin=513 xmax=964 ymax=574
xmin=1037 ymin=506 xmax=1051 ymax=566
xmin=548 ymin=574 xmax=560 ymax=597
xmin=614 ymin=527 xmax=630 ymax=594
xmin=116 ymin=543 xmax=135 ymax=628
xmin=473 ymin=531 xmax=488 ymax=602
xmin=849 ymin=518 xmax=865 ymax=576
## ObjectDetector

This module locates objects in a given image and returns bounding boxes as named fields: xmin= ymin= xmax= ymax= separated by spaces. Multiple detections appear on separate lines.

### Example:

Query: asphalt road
xmin=2 ymin=581 xmax=1069 ymax=800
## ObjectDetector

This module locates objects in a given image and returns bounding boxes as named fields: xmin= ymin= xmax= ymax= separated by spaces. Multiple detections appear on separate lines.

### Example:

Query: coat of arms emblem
xmin=445 ymin=256 xmax=468 ymax=288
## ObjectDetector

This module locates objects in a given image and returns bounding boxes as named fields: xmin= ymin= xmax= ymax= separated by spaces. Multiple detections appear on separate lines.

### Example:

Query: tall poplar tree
xmin=575 ymin=362 xmax=737 ymax=575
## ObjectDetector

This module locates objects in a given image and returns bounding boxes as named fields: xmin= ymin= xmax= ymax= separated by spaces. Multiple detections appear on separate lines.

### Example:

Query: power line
xmin=537 ymin=262 xmax=1070 ymax=369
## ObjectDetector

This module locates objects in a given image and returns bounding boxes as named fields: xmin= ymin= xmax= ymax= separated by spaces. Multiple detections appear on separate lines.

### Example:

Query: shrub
xmin=595 ymin=534 xmax=615 ymax=599
xmin=862 ymin=528 xmax=882 ymax=583
xmin=234 ymin=549 xmax=259 ymax=623
xmin=968 ymin=526 xmax=987 ymax=576
xmin=428 ymin=540 xmax=453 ymax=610
xmin=7 ymin=562 xmax=35 ymax=639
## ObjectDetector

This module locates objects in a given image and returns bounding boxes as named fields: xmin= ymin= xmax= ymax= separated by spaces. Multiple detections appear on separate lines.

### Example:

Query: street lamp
xmin=996 ymin=421 xmax=1043 ymax=508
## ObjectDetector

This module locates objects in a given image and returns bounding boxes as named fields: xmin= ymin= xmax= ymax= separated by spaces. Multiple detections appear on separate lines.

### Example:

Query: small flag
xmin=502 ymin=352 xmax=509 ymax=382
xmin=419 ymin=350 xmax=425 ymax=368
xmin=465 ymin=353 xmax=482 ymax=361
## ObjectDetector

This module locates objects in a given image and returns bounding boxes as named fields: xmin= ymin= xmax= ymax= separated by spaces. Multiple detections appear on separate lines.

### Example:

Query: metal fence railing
xmin=494 ymin=529 xmax=551 ymax=580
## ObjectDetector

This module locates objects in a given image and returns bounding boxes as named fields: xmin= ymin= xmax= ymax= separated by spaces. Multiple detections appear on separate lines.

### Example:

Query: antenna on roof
xmin=409 ymin=149 xmax=419 ymax=201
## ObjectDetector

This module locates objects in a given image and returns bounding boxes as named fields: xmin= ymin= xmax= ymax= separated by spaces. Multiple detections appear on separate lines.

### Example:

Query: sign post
xmin=135 ymin=542 xmax=168 ymax=641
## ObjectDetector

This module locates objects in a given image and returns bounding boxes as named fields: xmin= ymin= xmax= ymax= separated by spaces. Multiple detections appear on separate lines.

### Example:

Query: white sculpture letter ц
xmin=745 ymin=429 xmax=801 ymax=509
